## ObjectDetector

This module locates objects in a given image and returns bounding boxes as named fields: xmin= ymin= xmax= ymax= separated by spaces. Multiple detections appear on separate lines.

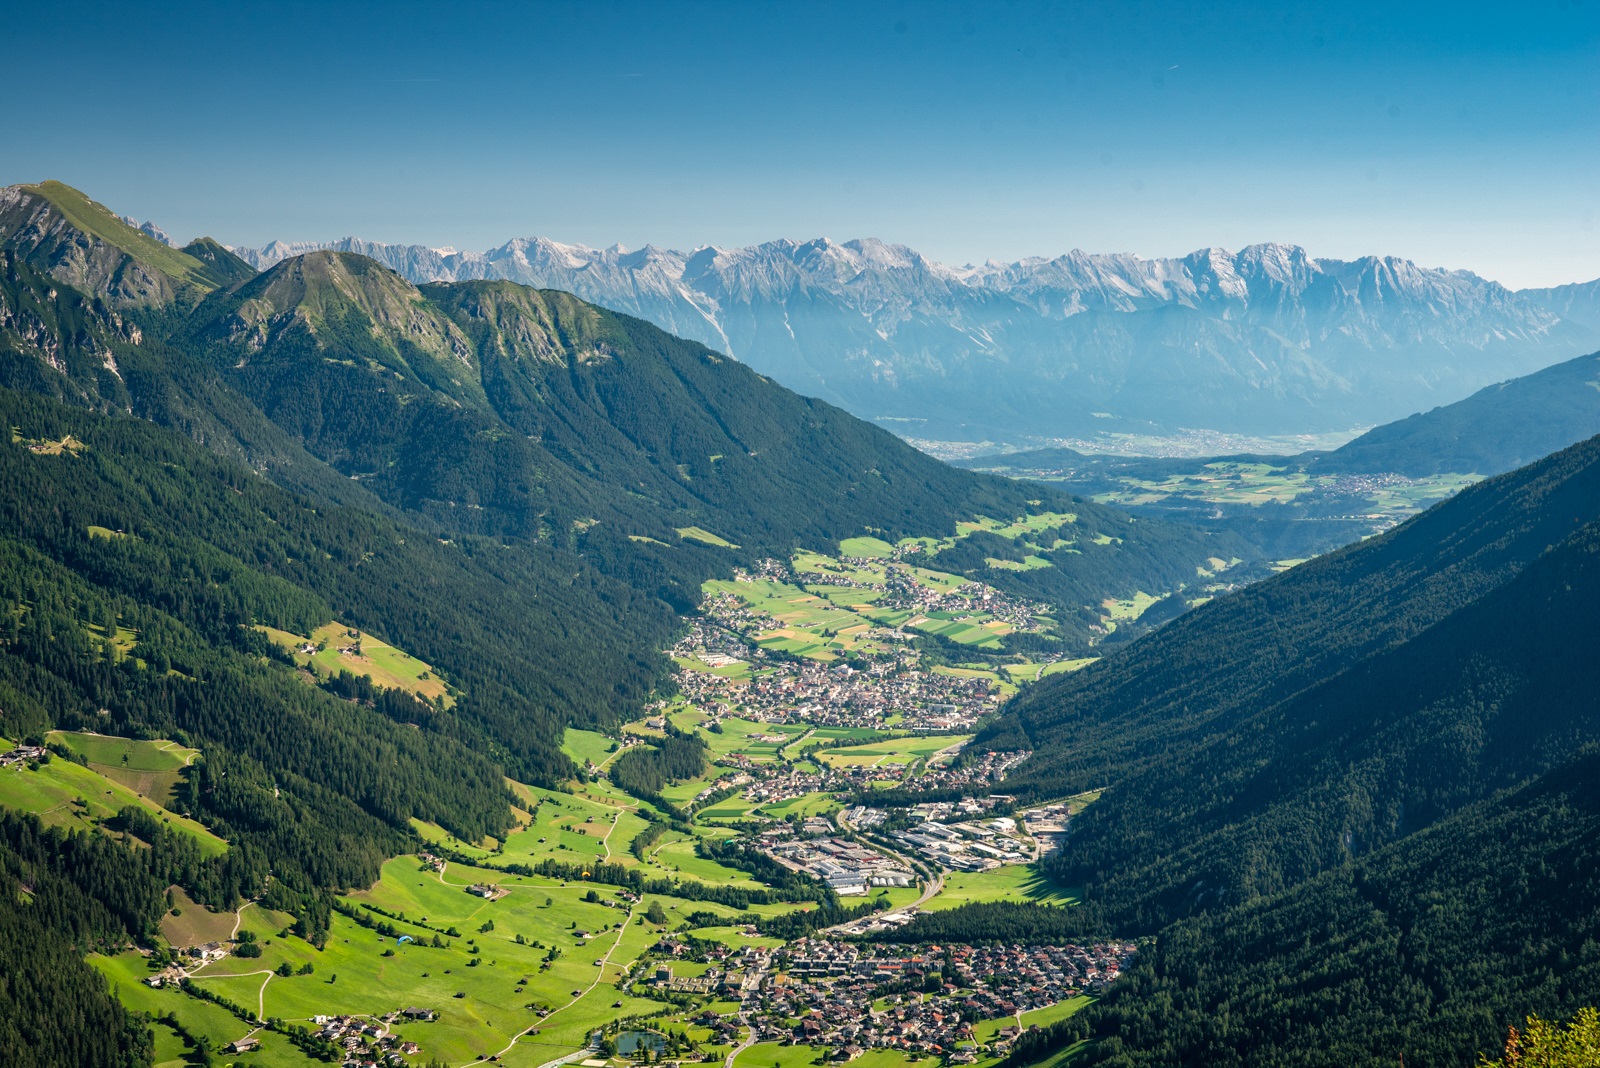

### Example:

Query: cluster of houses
xmin=145 ymin=941 xmax=230 ymax=987
xmin=673 ymin=559 xmax=1034 ymax=733
xmin=867 ymin=560 xmax=1052 ymax=635
xmin=0 ymin=744 xmax=48 ymax=767
xmin=894 ymin=816 xmax=1033 ymax=871
xmin=733 ymin=938 xmax=1137 ymax=1059
xmin=755 ymin=827 xmax=915 ymax=895
xmin=895 ymin=748 xmax=1034 ymax=793
xmin=674 ymin=634 xmax=999 ymax=734
xmin=310 ymin=1013 xmax=425 ymax=1066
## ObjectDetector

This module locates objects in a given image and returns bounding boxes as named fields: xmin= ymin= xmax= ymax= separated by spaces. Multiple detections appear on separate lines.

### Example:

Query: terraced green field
xmin=814 ymin=735 xmax=969 ymax=770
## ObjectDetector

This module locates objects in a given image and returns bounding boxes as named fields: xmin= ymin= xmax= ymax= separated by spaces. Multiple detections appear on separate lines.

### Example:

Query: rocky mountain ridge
xmin=230 ymin=232 xmax=1598 ymax=441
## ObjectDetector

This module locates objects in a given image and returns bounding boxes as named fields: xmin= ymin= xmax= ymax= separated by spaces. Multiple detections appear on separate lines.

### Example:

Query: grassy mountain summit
xmin=172 ymin=247 xmax=1237 ymax=629
xmin=0 ymin=181 xmax=242 ymax=305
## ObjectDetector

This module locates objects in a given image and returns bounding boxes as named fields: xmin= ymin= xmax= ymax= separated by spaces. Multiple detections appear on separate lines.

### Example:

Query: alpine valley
xmin=2 ymin=179 xmax=1599 ymax=1068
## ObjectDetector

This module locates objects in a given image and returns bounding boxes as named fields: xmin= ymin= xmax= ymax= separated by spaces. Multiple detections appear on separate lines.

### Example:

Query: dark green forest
xmin=989 ymin=434 xmax=1600 ymax=928
xmin=945 ymin=433 xmax=1600 ymax=1067
xmin=1041 ymin=753 xmax=1600 ymax=1068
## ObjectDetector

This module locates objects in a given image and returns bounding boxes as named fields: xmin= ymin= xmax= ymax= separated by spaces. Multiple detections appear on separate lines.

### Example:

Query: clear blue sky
xmin=5 ymin=0 xmax=1596 ymax=287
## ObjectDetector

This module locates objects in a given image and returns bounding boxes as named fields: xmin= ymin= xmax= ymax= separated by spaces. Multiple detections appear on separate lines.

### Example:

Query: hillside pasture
xmin=922 ymin=864 xmax=1080 ymax=911
xmin=260 ymin=621 xmax=452 ymax=706
xmin=814 ymin=735 xmax=967 ymax=770
xmin=47 ymin=730 xmax=198 ymax=806
xmin=0 ymin=735 xmax=225 ymax=856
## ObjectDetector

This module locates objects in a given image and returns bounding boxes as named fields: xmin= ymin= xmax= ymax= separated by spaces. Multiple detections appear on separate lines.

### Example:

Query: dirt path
xmin=185 ymin=965 xmax=275 ymax=1020
xmin=598 ymin=811 xmax=624 ymax=862
xmin=157 ymin=739 xmax=200 ymax=766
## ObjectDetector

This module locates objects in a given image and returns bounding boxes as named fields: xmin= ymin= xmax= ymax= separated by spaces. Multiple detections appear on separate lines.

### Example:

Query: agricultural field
xmin=1101 ymin=591 xmax=1161 ymax=627
xmin=692 ymin=717 xmax=811 ymax=764
xmin=970 ymin=996 xmax=1095 ymax=1043
xmin=813 ymin=734 xmax=969 ymax=771
xmin=755 ymin=791 xmax=841 ymax=820
xmin=0 ymin=733 xmax=225 ymax=855
xmin=677 ymin=526 xmax=739 ymax=548
xmin=1001 ymin=659 xmax=1097 ymax=684
xmin=563 ymin=728 xmax=623 ymax=770
xmin=46 ymin=730 xmax=200 ymax=803
xmin=921 ymin=864 xmax=1080 ymax=912
xmin=259 ymin=620 xmax=452 ymax=706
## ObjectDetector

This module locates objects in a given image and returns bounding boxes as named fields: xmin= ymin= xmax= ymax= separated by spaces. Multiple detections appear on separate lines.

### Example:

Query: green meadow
xmin=922 ymin=864 xmax=1080 ymax=911
xmin=970 ymin=997 xmax=1094 ymax=1043
xmin=98 ymin=851 xmax=775 ymax=1066
xmin=260 ymin=620 xmax=453 ymax=706
xmin=0 ymin=734 xmax=226 ymax=856
xmin=814 ymin=735 xmax=968 ymax=770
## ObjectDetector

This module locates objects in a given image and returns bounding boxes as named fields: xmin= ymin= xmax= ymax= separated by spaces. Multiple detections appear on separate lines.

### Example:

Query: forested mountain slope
xmin=0 ymin=179 xmax=1243 ymax=893
xmin=182 ymin=253 xmax=1046 ymax=545
xmin=173 ymin=249 xmax=1235 ymax=630
xmin=1317 ymin=349 xmax=1600 ymax=477
xmin=1072 ymin=752 xmax=1600 ymax=1068
xmin=988 ymin=433 xmax=1600 ymax=929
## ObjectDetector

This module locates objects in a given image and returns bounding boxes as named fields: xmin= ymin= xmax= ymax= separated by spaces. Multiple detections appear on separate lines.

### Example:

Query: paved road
xmin=826 ymin=812 xmax=943 ymax=933
xmin=724 ymin=1022 xmax=757 ymax=1068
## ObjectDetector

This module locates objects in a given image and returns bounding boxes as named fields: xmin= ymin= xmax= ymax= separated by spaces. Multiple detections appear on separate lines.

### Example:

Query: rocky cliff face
xmin=228 ymin=234 xmax=1600 ymax=440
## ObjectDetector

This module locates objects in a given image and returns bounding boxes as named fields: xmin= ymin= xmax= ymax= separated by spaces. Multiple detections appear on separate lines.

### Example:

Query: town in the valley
xmin=76 ymin=538 xmax=1122 ymax=1068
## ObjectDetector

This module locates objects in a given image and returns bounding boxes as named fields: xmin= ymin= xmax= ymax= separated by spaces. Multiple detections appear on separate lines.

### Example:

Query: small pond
xmin=617 ymin=1031 xmax=667 ymax=1055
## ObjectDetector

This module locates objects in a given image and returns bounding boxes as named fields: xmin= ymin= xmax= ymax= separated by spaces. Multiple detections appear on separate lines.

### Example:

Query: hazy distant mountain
xmin=231 ymin=234 xmax=1599 ymax=441
xmin=1522 ymin=277 xmax=1600 ymax=333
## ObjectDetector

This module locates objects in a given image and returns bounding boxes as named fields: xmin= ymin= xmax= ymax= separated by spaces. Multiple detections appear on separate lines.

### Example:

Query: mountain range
xmin=229 ymin=232 xmax=1600 ymax=443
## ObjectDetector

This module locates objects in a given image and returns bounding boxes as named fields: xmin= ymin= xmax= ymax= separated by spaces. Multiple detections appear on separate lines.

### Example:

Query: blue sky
xmin=5 ymin=0 xmax=1597 ymax=287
